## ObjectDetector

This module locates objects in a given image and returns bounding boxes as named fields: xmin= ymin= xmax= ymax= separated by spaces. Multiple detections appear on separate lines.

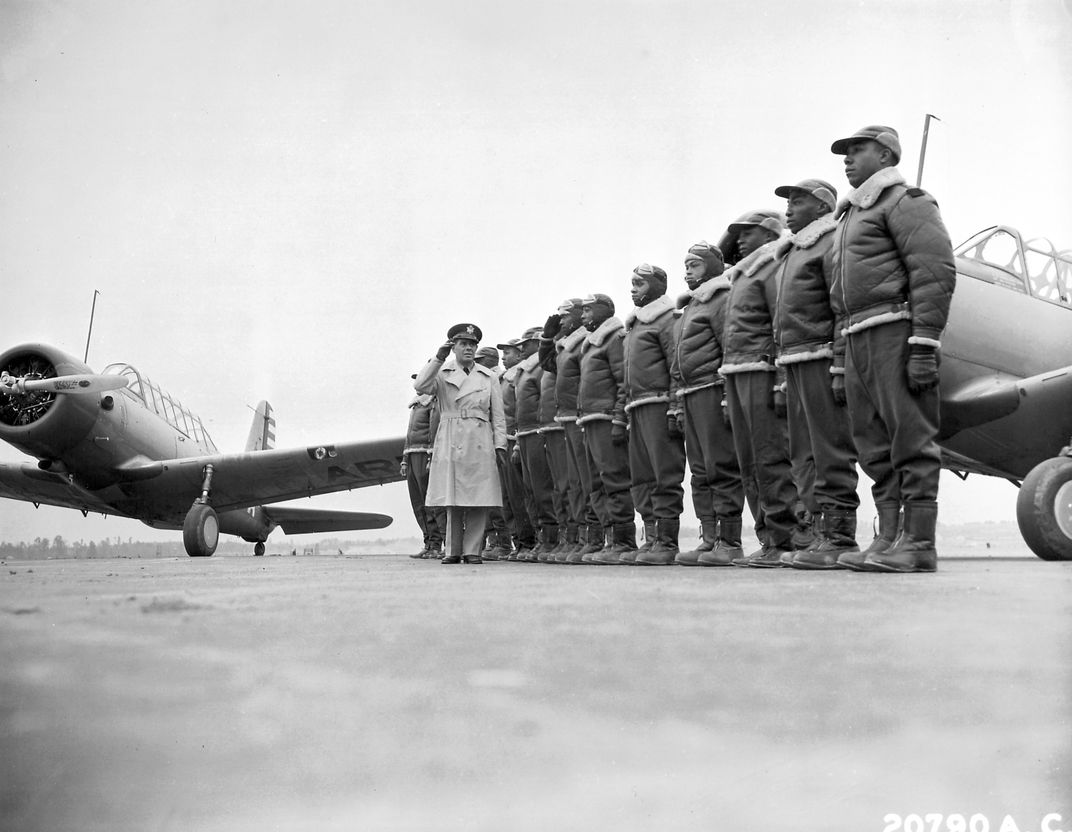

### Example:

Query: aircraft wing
xmin=261 ymin=506 xmax=394 ymax=534
xmin=0 ymin=462 xmax=129 ymax=516
xmin=117 ymin=436 xmax=405 ymax=517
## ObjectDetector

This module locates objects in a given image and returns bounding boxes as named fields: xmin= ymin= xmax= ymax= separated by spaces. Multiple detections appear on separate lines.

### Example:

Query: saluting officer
xmin=827 ymin=125 xmax=955 ymax=572
xmin=415 ymin=323 xmax=507 ymax=565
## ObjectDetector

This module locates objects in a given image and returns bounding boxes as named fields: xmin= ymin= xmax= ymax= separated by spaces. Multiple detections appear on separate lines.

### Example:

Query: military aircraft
xmin=939 ymin=225 xmax=1072 ymax=561
xmin=0 ymin=343 xmax=404 ymax=556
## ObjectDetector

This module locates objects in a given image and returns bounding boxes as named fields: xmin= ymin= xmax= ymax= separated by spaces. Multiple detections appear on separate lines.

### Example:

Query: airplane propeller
xmin=0 ymin=371 xmax=129 ymax=396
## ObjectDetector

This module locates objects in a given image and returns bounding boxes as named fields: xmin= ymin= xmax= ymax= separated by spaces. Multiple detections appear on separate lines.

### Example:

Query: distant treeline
xmin=0 ymin=535 xmax=418 ymax=560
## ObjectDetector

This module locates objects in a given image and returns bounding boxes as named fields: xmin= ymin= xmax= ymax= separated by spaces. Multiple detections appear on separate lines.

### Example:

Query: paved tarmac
xmin=1 ymin=552 xmax=1070 ymax=832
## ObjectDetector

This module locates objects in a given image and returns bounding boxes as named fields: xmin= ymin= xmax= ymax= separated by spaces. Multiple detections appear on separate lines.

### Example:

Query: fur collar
xmin=557 ymin=326 xmax=588 ymax=353
xmin=586 ymin=316 xmax=624 ymax=347
xmin=838 ymin=166 xmax=905 ymax=214
xmin=503 ymin=364 xmax=521 ymax=383
xmin=785 ymin=214 xmax=838 ymax=252
xmin=625 ymin=294 xmax=675 ymax=327
xmin=518 ymin=352 xmax=541 ymax=373
xmin=732 ymin=237 xmax=785 ymax=280
xmin=691 ymin=274 xmax=731 ymax=302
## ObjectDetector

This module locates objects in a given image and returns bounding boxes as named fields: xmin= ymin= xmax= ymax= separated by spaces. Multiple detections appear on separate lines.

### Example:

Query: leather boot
xmin=792 ymin=510 xmax=859 ymax=569
xmin=553 ymin=525 xmax=578 ymax=563
xmin=791 ymin=507 xmax=819 ymax=551
xmin=636 ymin=518 xmax=679 ymax=565
xmin=595 ymin=522 xmax=636 ymax=565
xmin=676 ymin=518 xmax=717 ymax=566
xmin=537 ymin=525 xmax=560 ymax=563
xmin=635 ymin=520 xmax=657 ymax=554
xmin=581 ymin=527 xmax=610 ymax=564
xmin=614 ymin=522 xmax=641 ymax=564
xmin=700 ymin=517 xmax=744 ymax=566
xmin=565 ymin=527 xmax=588 ymax=564
xmin=863 ymin=501 xmax=938 ymax=572
xmin=840 ymin=501 xmax=900 ymax=570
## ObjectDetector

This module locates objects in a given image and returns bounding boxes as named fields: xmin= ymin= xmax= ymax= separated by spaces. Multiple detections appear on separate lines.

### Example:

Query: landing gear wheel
xmin=254 ymin=542 xmax=265 ymax=557
xmin=1016 ymin=456 xmax=1072 ymax=561
xmin=183 ymin=504 xmax=220 ymax=557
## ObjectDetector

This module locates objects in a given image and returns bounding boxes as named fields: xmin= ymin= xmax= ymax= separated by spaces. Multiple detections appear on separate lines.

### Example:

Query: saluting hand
xmin=435 ymin=341 xmax=452 ymax=362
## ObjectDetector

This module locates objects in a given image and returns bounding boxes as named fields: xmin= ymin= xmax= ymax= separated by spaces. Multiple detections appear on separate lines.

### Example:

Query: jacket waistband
xmin=842 ymin=301 xmax=910 ymax=336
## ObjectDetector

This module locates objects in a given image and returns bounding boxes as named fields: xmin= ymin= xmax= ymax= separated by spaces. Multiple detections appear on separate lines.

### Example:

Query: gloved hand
xmin=667 ymin=410 xmax=684 ymax=439
xmin=434 ymin=341 xmax=452 ymax=362
xmin=831 ymin=374 xmax=846 ymax=407
xmin=542 ymin=313 xmax=561 ymax=339
xmin=496 ymin=448 xmax=508 ymax=469
xmin=611 ymin=423 xmax=628 ymax=446
xmin=906 ymin=345 xmax=940 ymax=394
xmin=720 ymin=397 xmax=731 ymax=427
xmin=511 ymin=444 xmax=521 ymax=465
xmin=399 ymin=460 xmax=408 ymax=478
xmin=773 ymin=388 xmax=787 ymax=419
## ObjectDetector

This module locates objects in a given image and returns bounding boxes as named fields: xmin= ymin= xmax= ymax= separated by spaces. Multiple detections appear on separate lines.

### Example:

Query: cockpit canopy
xmin=955 ymin=226 xmax=1072 ymax=306
xmin=101 ymin=363 xmax=218 ymax=452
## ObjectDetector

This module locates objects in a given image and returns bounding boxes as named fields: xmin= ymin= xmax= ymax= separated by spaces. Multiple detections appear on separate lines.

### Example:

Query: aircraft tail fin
xmin=245 ymin=401 xmax=276 ymax=452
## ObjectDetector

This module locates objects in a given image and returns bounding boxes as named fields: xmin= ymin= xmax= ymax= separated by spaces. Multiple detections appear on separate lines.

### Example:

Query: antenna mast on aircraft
xmin=916 ymin=113 xmax=941 ymax=188
xmin=84 ymin=289 xmax=100 ymax=363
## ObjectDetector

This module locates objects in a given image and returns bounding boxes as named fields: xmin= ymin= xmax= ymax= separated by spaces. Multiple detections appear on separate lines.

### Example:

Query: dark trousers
xmin=725 ymin=371 xmax=799 ymax=548
xmin=503 ymin=439 xmax=536 ymax=546
xmin=543 ymin=428 xmax=573 ymax=532
xmin=681 ymin=385 xmax=744 ymax=521
xmin=564 ymin=421 xmax=598 ymax=528
xmin=519 ymin=432 xmax=557 ymax=531
xmin=785 ymin=359 xmax=859 ymax=512
xmin=845 ymin=321 xmax=941 ymax=504
xmin=581 ymin=419 xmax=635 ymax=526
xmin=627 ymin=401 xmax=686 ymax=522
xmin=406 ymin=452 xmax=444 ymax=546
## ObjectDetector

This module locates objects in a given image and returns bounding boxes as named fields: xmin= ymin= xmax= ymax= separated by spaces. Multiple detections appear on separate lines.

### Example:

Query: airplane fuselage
xmin=0 ymin=343 xmax=273 ymax=541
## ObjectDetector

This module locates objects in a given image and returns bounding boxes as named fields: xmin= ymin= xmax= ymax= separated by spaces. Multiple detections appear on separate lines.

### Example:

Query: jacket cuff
xmin=908 ymin=334 xmax=942 ymax=349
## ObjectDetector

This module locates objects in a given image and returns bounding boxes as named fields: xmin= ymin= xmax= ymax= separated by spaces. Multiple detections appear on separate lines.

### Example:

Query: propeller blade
xmin=0 ymin=373 xmax=129 ymax=396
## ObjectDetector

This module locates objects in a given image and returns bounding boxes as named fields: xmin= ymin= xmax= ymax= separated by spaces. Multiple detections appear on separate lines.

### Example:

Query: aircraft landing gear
xmin=254 ymin=542 xmax=265 ymax=557
xmin=1016 ymin=455 xmax=1072 ymax=561
xmin=183 ymin=464 xmax=219 ymax=557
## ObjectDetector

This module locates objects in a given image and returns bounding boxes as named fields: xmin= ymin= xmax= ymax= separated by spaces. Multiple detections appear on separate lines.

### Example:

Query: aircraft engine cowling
xmin=0 ymin=344 xmax=100 ymax=460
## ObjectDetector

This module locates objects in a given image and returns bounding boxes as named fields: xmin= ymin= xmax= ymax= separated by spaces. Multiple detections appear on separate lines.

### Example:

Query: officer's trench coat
xmin=414 ymin=359 xmax=507 ymax=507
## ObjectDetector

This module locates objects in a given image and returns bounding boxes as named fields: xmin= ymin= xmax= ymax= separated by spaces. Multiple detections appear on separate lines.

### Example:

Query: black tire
xmin=1016 ymin=457 xmax=1072 ymax=561
xmin=183 ymin=504 xmax=220 ymax=557
xmin=254 ymin=542 xmax=265 ymax=557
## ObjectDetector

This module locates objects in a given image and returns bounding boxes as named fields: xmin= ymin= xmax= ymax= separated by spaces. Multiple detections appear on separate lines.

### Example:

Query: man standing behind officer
xmin=827 ymin=125 xmax=955 ymax=572
xmin=576 ymin=293 xmax=638 ymax=564
xmin=671 ymin=241 xmax=745 ymax=566
xmin=769 ymin=179 xmax=861 ymax=569
xmin=475 ymin=345 xmax=511 ymax=560
xmin=719 ymin=211 xmax=801 ymax=567
xmin=402 ymin=379 xmax=445 ymax=559
xmin=621 ymin=264 xmax=687 ymax=565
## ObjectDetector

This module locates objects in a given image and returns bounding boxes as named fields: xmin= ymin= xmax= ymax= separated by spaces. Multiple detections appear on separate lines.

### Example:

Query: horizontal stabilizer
xmin=262 ymin=506 xmax=393 ymax=535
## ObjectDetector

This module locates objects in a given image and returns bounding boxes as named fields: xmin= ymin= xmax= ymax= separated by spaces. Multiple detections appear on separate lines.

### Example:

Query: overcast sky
xmin=2 ymin=0 xmax=1070 ymax=548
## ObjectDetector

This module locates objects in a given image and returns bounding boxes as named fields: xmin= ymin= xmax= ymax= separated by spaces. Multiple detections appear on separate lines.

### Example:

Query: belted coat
xmin=414 ymin=359 xmax=506 ymax=507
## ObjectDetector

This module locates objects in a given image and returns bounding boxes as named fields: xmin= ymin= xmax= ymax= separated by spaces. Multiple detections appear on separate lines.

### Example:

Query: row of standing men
xmin=404 ymin=124 xmax=957 ymax=572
